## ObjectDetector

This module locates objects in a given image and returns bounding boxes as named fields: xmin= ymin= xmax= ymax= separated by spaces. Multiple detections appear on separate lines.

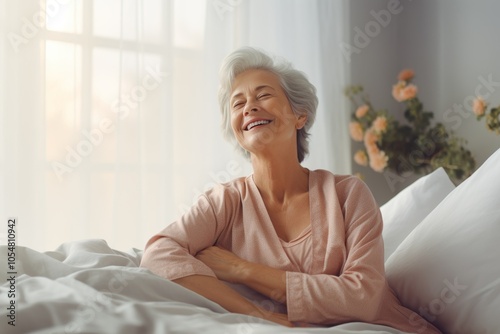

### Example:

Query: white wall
xmin=348 ymin=0 xmax=500 ymax=205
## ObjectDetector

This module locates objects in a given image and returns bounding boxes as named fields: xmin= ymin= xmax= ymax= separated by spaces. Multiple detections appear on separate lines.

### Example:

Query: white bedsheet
xmin=0 ymin=239 xmax=407 ymax=334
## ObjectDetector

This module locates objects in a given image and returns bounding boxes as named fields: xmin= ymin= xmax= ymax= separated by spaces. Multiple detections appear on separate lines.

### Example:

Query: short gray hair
xmin=218 ymin=47 xmax=318 ymax=162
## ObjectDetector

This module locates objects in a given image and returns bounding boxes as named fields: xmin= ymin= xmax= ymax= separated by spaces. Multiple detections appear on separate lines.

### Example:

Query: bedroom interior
xmin=1 ymin=0 xmax=500 ymax=333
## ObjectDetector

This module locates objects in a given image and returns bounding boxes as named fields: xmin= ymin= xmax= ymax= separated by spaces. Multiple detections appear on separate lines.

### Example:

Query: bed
xmin=2 ymin=148 xmax=500 ymax=333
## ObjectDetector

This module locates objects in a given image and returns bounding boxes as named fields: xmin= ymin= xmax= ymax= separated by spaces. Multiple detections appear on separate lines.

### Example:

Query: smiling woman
xmin=140 ymin=47 xmax=442 ymax=332
xmin=219 ymin=48 xmax=317 ymax=163
xmin=229 ymin=69 xmax=308 ymax=165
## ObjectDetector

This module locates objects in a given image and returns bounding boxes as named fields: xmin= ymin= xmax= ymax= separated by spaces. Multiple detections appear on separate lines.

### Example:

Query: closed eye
xmin=232 ymin=101 xmax=245 ymax=109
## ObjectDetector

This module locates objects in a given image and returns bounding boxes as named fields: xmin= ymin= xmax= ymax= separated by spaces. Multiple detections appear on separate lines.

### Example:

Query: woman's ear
xmin=296 ymin=114 xmax=307 ymax=130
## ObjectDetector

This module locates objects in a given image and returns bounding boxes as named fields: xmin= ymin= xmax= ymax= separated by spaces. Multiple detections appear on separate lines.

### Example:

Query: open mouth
xmin=245 ymin=120 xmax=272 ymax=131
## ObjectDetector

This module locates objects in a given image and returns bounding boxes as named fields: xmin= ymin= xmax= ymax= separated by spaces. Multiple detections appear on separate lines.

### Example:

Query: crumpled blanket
xmin=0 ymin=239 xmax=405 ymax=334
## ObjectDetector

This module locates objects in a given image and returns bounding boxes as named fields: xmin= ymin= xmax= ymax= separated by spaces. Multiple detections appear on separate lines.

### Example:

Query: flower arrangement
xmin=346 ymin=69 xmax=476 ymax=181
xmin=472 ymin=97 xmax=500 ymax=134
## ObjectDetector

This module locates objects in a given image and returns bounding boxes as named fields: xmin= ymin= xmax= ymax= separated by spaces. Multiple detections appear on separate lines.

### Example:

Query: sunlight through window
xmin=173 ymin=0 xmax=206 ymax=48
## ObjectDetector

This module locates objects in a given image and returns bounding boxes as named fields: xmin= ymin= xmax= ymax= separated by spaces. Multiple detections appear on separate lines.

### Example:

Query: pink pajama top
xmin=140 ymin=170 xmax=441 ymax=333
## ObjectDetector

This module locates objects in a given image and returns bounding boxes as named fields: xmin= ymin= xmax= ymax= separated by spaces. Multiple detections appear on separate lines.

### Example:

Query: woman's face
xmin=229 ymin=69 xmax=306 ymax=157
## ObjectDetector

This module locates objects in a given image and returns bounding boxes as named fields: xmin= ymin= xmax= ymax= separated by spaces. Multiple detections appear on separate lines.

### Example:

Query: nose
xmin=243 ymin=103 xmax=258 ymax=116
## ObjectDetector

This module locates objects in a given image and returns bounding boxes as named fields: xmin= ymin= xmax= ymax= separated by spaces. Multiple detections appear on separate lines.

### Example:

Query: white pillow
xmin=385 ymin=148 xmax=500 ymax=334
xmin=380 ymin=167 xmax=455 ymax=261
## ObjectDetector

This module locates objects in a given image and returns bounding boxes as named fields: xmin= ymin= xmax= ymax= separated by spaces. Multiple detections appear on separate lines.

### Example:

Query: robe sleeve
xmin=140 ymin=185 xmax=232 ymax=281
xmin=286 ymin=177 xmax=386 ymax=325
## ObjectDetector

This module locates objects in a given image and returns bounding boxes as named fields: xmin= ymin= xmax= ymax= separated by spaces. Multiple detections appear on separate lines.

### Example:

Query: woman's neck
xmin=251 ymin=152 xmax=309 ymax=205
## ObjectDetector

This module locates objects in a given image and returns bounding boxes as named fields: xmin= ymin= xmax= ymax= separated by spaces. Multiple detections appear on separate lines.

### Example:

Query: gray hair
xmin=218 ymin=47 xmax=318 ymax=162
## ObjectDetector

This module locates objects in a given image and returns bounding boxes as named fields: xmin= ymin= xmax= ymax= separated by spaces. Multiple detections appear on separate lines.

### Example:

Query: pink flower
xmin=392 ymin=81 xmax=406 ymax=102
xmin=372 ymin=116 xmax=388 ymax=133
xmin=473 ymin=97 xmax=487 ymax=116
xmin=349 ymin=122 xmax=364 ymax=141
xmin=392 ymin=82 xmax=418 ymax=102
xmin=363 ymin=128 xmax=379 ymax=147
xmin=355 ymin=104 xmax=370 ymax=119
xmin=354 ymin=150 xmax=368 ymax=166
xmin=398 ymin=69 xmax=415 ymax=82
xmin=364 ymin=129 xmax=380 ymax=157
xmin=365 ymin=142 xmax=379 ymax=156
xmin=369 ymin=150 xmax=389 ymax=172
xmin=400 ymin=84 xmax=418 ymax=101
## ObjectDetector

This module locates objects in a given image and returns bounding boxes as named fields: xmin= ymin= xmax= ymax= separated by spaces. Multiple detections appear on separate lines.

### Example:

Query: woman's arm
xmin=196 ymin=246 xmax=287 ymax=304
xmin=140 ymin=186 xmax=292 ymax=327
xmin=197 ymin=177 xmax=386 ymax=326
xmin=197 ymin=214 xmax=384 ymax=326
xmin=285 ymin=177 xmax=386 ymax=324
xmin=173 ymin=275 xmax=292 ymax=327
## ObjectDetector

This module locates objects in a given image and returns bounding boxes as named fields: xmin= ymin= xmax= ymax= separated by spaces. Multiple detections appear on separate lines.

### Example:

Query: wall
xmin=348 ymin=0 xmax=500 ymax=205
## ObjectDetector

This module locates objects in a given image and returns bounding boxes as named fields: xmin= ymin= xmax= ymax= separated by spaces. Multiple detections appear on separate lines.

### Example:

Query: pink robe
xmin=140 ymin=170 xmax=441 ymax=333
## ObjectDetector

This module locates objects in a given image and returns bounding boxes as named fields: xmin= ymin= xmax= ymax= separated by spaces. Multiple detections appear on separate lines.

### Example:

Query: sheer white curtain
xmin=0 ymin=0 xmax=349 ymax=252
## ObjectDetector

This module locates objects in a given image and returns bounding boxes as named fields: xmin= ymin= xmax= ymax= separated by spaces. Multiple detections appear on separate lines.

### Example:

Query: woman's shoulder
xmin=311 ymin=169 xmax=374 ymax=201
xmin=201 ymin=175 xmax=252 ymax=202
xmin=311 ymin=169 xmax=366 ymax=187
xmin=189 ymin=176 xmax=250 ymax=219
xmin=211 ymin=175 xmax=251 ymax=191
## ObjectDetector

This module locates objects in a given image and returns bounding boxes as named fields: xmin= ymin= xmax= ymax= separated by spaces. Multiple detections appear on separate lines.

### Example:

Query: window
xmin=42 ymin=0 xmax=206 ymax=249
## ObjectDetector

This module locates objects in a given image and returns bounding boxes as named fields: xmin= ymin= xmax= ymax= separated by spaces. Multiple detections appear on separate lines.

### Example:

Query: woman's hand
xmin=197 ymin=246 xmax=288 ymax=304
xmin=173 ymin=275 xmax=293 ymax=327
xmin=261 ymin=310 xmax=294 ymax=327
xmin=196 ymin=246 xmax=248 ymax=283
xmin=196 ymin=247 xmax=295 ymax=327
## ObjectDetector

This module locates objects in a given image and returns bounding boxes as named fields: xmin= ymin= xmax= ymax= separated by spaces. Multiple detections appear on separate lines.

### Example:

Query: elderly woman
xmin=140 ymin=47 xmax=441 ymax=332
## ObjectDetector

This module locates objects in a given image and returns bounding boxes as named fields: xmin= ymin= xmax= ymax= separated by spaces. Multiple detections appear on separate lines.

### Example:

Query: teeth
xmin=247 ymin=120 xmax=271 ymax=130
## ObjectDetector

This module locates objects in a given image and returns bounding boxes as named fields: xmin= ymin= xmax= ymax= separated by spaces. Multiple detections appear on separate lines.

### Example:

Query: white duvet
xmin=0 ymin=239 xmax=407 ymax=334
